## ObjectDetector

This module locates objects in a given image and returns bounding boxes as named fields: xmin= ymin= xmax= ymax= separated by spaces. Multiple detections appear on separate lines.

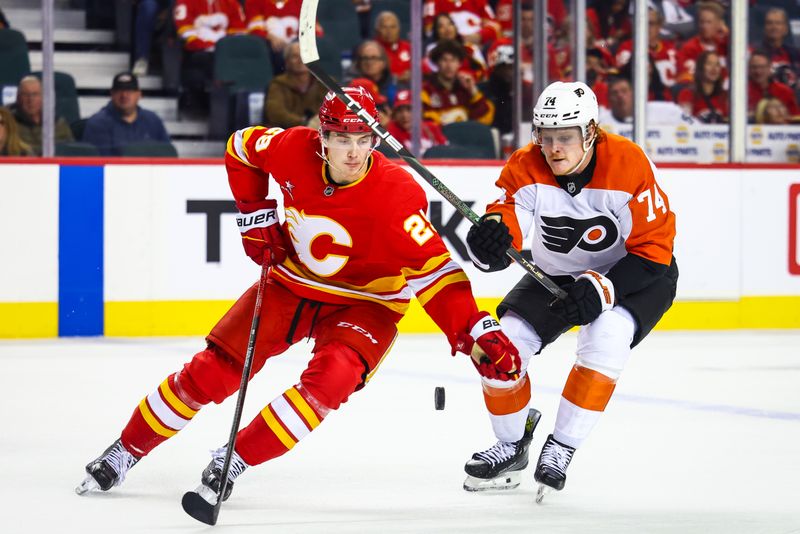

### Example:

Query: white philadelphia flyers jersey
xmin=486 ymin=132 xmax=676 ymax=277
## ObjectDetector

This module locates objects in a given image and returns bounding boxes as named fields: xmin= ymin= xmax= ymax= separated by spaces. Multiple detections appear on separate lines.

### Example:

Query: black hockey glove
xmin=549 ymin=271 xmax=615 ymax=326
xmin=466 ymin=214 xmax=513 ymax=271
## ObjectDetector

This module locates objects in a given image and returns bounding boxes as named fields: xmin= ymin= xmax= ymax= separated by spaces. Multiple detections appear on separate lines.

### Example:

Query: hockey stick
xmin=181 ymin=265 xmax=270 ymax=526
xmin=297 ymin=0 xmax=566 ymax=300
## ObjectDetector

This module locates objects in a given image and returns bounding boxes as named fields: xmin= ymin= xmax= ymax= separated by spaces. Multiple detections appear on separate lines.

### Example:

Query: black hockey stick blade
xmin=181 ymin=490 xmax=219 ymax=526
xmin=297 ymin=0 xmax=566 ymax=301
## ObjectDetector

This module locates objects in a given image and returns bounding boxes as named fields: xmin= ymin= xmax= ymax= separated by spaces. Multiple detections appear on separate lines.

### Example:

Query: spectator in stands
xmin=386 ymin=88 xmax=448 ymax=156
xmin=348 ymin=77 xmax=391 ymax=127
xmin=598 ymin=76 xmax=689 ymax=129
xmin=747 ymin=49 xmax=800 ymax=123
xmin=587 ymin=0 xmax=632 ymax=51
xmin=424 ymin=13 xmax=487 ymax=83
xmin=676 ymin=1 xmax=729 ymax=85
xmin=351 ymin=0 xmax=373 ymax=39
xmin=678 ymin=50 xmax=728 ymax=123
xmin=82 ymin=72 xmax=171 ymax=156
xmin=173 ymin=0 xmax=247 ymax=110
xmin=374 ymin=11 xmax=411 ymax=84
xmin=132 ymin=0 xmax=171 ymax=76
xmin=757 ymin=7 xmax=800 ymax=91
xmin=347 ymin=39 xmax=397 ymax=105
xmin=246 ymin=0 xmax=313 ymax=75
xmin=423 ymin=0 xmax=501 ymax=47
xmin=264 ymin=41 xmax=327 ymax=129
xmin=422 ymin=39 xmax=494 ymax=126
xmin=0 ymin=107 xmax=34 ymax=157
xmin=616 ymin=6 xmax=679 ymax=90
xmin=495 ymin=0 xmax=568 ymax=43
xmin=482 ymin=39 xmax=533 ymax=135
xmin=755 ymin=97 xmax=791 ymax=125
xmin=10 ymin=76 xmax=74 ymax=156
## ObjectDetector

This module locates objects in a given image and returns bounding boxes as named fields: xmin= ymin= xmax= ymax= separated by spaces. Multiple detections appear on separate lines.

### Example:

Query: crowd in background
xmin=2 ymin=0 xmax=800 ymax=158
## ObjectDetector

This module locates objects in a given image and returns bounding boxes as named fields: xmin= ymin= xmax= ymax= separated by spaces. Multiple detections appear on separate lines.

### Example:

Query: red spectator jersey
xmin=173 ymin=0 xmax=246 ymax=51
xmin=676 ymin=36 xmax=728 ymax=85
xmin=617 ymin=39 xmax=679 ymax=87
xmin=377 ymin=38 xmax=412 ymax=78
xmin=422 ymin=76 xmax=495 ymax=125
xmin=495 ymin=0 xmax=567 ymax=38
xmin=677 ymin=87 xmax=729 ymax=123
xmin=386 ymin=119 xmax=448 ymax=155
xmin=224 ymin=126 xmax=479 ymax=340
xmin=424 ymin=41 xmax=488 ymax=82
xmin=245 ymin=0 xmax=302 ymax=40
xmin=747 ymin=80 xmax=800 ymax=119
xmin=423 ymin=0 xmax=501 ymax=45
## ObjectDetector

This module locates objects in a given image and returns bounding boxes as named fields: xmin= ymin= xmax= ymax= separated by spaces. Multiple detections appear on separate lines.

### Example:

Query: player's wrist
xmin=577 ymin=270 xmax=615 ymax=312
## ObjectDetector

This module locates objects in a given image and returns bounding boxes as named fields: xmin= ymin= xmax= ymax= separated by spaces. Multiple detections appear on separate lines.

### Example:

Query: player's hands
xmin=453 ymin=312 xmax=521 ymax=381
xmin=549 ymin=270 xmax=615 ymax=326
xmin=466 ymin=214 xmax=513 ymax=271
xmin=236 ymin=199 xmax=288 ymax=267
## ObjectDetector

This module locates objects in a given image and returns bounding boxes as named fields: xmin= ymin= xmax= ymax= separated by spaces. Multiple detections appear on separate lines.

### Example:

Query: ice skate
xmin=75 ymin=439 xmax=140 ymax=495
xmin=534 ymin=434 xmax=575 ymax=504
xmin=463 ymin=408 xmax=541 ymax=492
xmin=191 ymin=445 xmax=250 ymax=506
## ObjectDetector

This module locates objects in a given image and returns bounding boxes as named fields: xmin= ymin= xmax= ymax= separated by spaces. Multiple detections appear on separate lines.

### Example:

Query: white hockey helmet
xmin=532 ymin=81 xmax=599 ymax=146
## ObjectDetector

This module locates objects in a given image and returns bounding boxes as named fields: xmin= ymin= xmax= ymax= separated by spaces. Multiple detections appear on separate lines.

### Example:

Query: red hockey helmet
xmin=318 ymin=86 xmax=378 ymax=134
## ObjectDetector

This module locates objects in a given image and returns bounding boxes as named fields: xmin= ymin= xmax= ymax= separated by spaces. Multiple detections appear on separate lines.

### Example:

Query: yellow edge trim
xmin=415 ymin=271 xmax=470 ymax=307
xmin=159 ymin=379 xmax=197 ymax=418
xmin=138 ymin=399 xmax=177 ymax=438
xmin=260 ymin=406 xmax=296 ymax=450
xmin=0 ymin=302 xmax=58 ymax=338
xmin=4 ymin=297 xmax=800 ymax=339
xmin=285 ymin=388 xmax=321 ymax=429
xmin=225 ymin=135 xmax=254 ymax=168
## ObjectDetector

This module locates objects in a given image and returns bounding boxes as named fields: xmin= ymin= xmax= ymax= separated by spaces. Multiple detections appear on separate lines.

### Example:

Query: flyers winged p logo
xmin=540 ymin=215 xmax=618 ymax=253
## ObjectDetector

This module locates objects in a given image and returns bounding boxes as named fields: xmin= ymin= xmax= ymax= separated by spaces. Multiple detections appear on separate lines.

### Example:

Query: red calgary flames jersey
xmin=486 ymin=133 xmax=675 ymax=277
xmin=225 ymin=126 xmax=478 ymax=331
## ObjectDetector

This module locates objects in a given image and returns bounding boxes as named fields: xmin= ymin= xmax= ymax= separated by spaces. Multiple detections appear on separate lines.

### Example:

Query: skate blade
xmin=463 ymin=471 xmax=522 ymax=492
xmin=535 ymin=483 xmax=552 ymax=504
xmin=75 ymin=475 xmax=100 ymax=496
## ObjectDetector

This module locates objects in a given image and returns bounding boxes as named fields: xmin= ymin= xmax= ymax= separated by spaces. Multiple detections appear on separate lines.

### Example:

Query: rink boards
xmin=1 ymin=158 xmax=799 ymax=337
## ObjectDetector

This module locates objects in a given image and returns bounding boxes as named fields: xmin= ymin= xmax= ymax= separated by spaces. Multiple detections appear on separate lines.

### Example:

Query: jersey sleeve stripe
xmin=414 ymin=271 xmax=470 ymax=307
xmin=405 ymin=258 xmax=464 ymax=295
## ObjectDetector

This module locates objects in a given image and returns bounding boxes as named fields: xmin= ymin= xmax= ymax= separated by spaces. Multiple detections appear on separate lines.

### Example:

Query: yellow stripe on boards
xmin=284 ymin=388 xmax=321 ymax=429
xmin=105 ymin=300 xmax=234 ymax=336
xmin=260 ymin=406 xmax=296 ymax=450
xmin=0 ymin=302 xmax=58 ymax=338
xmin=138 ymin=399 xmax=176 ymax=438
xmin=159 ymin=379 xmax=198 ymax=419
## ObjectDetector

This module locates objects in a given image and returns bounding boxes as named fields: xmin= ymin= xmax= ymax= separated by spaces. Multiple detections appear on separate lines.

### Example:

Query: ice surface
xmin=1 ymin=331 xmax=799 ymax=533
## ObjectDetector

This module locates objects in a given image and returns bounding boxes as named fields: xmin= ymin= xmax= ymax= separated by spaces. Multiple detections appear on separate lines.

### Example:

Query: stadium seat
xmin=33 ymin=71 xmax=81 ymax=126
xmin=55 ymin=142 xmax=101 ymax=157
xmin=318 ymin=0 xmax=363 ymax=54
xmin=316 ymin=34 xmax=344 ymax=82
xmin=441 ymin=121 xmax=498 ymax=159
xmin=369 ymin=0 xmax=411 ymax=38
xmin=213 ymin=35 xmax=273 ymax=92
xmin=119 ymin=142 xmax=179 ymax=158
xmin=210 ymin=35 xmax=273 ymax=139
xmin=422 ymin=144 xmax=477 ymax=159
xmin=0 ymin=29 xmax=31 ymax=87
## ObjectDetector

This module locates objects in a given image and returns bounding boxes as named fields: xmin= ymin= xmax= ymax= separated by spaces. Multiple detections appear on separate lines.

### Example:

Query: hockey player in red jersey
xmin=462 ymin=81 xmax=678 ymax=500
xmin=76 ymin=87 xmax=522 ymax=504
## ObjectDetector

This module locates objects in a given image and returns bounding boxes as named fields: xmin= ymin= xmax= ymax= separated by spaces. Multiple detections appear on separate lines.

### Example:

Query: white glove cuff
xmin=578 ymin=270 xmax=615 ymax=312
xmin=236 ymin=208 xmax=279 ymax=234
xmin=468 ymin=314 xmax=502 ymax=340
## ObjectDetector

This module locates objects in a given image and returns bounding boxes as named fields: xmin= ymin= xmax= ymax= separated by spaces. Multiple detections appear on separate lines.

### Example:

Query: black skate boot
xmin=194 ymin=446 xmax=250 ymax=505
xmin=463 ymin=408 xmax=541 ymax=492
xmin=534 ymin=434 xmax=576 ymax=503
xmin=75 ymin=439 xmax=140 ymax=495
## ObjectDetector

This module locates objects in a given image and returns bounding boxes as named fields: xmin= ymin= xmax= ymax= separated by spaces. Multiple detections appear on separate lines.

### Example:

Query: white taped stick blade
xmin=298 ymin=0 xmax=320 ymax=63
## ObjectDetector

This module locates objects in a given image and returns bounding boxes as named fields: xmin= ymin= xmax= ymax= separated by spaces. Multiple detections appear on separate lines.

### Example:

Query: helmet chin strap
xmin=553 ymin=127 xmax=597 ymax=176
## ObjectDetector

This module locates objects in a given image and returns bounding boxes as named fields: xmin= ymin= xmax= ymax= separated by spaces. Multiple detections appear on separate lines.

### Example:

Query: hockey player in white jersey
xmin=463 ymin=81 xmax=678 ymax=500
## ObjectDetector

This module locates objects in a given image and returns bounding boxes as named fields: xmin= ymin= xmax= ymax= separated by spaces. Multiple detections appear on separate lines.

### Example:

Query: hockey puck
xmin=434 ymin=386 xmax=445 ymax=410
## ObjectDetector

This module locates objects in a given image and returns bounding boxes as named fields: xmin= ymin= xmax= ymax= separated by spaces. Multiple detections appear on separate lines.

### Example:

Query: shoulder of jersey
xmin=591 ymin=132 xmax=653 ymax=194
xmin=372 ymin=152 xmax=426 ymax=207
